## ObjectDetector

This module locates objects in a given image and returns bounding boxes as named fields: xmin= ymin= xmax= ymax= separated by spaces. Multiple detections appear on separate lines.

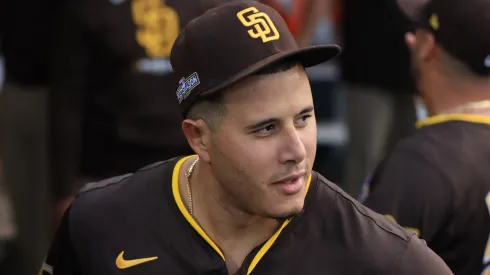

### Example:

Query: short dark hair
xmin=185 ymin=91 xmax=226 ymax=131
xmin=185 ymin=60 xmax=303 ymax=131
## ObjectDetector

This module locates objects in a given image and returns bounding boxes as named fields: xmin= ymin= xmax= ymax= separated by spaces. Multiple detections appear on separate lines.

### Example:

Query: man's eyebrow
xmin=299 ymin=106 xmax=314 ymax=115
xmin=244 ymin=106 xmax=314 ymax=131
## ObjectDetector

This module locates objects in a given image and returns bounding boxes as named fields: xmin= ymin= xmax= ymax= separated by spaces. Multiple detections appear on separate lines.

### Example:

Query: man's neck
xmin=180 ymin=157 xmax=280 ymax=273
xmin=421 ymin=72 xmax=490 ymax=115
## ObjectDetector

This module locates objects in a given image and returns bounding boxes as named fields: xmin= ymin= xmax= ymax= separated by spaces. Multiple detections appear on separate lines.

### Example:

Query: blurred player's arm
xmin=50 ymin=0 xmax=91 ymax=221
xmin=395 ymin=235 xmax=453 ymax=274
xmin=363 ymin=149 xmax=453 ymax=242
xmin=39 ymin=207 xmax=81 ymax=275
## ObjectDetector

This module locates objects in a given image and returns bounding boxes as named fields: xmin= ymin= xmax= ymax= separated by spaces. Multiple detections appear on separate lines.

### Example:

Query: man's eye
xmin=296 ymin=115 xmax=312 ymax=126
xmin=255 ymin=124 xmax=276 ymax=135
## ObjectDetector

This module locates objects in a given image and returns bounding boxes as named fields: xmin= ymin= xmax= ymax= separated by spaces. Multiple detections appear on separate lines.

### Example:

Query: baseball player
xmin=362 ymin=0 xmax=490 ymax=274
xmin=40 ymin=2 xmax=452 ymax=274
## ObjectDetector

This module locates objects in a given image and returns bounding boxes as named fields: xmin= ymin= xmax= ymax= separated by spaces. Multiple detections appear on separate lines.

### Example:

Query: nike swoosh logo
xmin=115 ymin=251 xmax=158 ymax=269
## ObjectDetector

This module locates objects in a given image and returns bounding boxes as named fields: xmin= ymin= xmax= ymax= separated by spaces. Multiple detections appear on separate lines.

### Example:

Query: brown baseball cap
xmin=397 ymin=0 xmax=490 ymax=76
xmin=170 ymin=0 xmax=341 ymax=116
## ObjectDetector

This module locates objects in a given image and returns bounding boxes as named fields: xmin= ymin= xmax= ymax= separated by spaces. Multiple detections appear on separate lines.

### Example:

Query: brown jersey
xmin=363 ymin=114 xmax=490 ymax=274
xmin=40 ymin=156 xmax=451 ymax=274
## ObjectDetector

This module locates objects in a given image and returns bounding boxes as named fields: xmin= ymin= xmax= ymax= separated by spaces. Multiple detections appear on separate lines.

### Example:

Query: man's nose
xmin=278 ymin=126 xmax=307 ymax=164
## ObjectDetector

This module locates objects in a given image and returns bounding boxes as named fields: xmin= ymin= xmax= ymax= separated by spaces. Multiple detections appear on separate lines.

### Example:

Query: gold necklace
xmin=186 ymin=157 xmax=199 ymax=216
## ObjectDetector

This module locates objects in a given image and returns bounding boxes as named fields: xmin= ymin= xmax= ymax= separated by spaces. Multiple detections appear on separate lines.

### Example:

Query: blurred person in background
xmin=259 ymin=0 xmax=330 ymax=48
xmin=0 ymin=1 xmax=57 ymax=273
xmin=0 ymin=158 xmax=21 ymax=274
xmin=0 ymin=36 xmax=16 ymax=273
xmin=50 ymin=0 xmax=225 ymax=225
xmin=0 ymin=50 xmax=22 ymax=272
xmin=362 ymin=0 xmax=490 ymax=273
xmin=340 ymin=0 xmax=417 ymax=197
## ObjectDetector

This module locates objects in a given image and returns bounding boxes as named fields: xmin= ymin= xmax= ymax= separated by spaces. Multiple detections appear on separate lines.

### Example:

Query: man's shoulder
xmin=77 ymin=158 xmax=177 ymax=197
xmin=374 ymin=120 xmax=490 ymax=194
xmin=313 ymin=171 xmax=413 ymax=243
xmin=307 ymin=172 xmax=421 ymax=272
xmin=399 ymin=119 xmax=490 ymax=159
xmin=308 ymin=173 xmax=453 ymax=273
xmin=69 ymin=157 xmax=180 ymax=224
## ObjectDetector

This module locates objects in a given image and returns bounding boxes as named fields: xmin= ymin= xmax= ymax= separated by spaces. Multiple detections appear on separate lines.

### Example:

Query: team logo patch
xmin=237 ymin=7 xmax=280 ymax=43
xmin=176 ymin=72 xmax=200 ymax=103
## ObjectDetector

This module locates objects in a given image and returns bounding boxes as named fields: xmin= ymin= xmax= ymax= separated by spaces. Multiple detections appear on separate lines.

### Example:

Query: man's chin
xmin=268 ymin=206 xmax=304 ymax=220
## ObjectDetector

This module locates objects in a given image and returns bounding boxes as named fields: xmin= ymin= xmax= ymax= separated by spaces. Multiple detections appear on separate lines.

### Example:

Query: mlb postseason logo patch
xmin=176 ymin=72 xmax=200 ymax=103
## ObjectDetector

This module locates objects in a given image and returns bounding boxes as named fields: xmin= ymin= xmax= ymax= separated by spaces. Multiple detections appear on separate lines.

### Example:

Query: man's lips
xmin=272 ymin=171 xmax=307 ymax=195
xmin=272 ymin=171 xmax=307 ymax=184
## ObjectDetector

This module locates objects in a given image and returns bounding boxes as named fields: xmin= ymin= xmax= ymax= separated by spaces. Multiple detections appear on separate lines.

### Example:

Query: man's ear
xmin=405 ymin=30 xmax=436 ymax=62
xmin=420 ymin=32 xmax=437 ymax=62
xmin=404 ymin=32 xmax=417 ymax=51
xmin=182 ymin=119 xmax=213 ymax=163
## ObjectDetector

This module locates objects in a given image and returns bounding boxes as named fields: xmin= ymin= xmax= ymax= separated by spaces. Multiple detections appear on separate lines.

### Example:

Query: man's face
xmin=208 ymin=65 xmax=316 ymax=219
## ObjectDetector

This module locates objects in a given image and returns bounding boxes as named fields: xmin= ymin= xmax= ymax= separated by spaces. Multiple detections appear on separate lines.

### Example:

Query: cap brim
xmin=200 ymin=45 xmax=341 ymax=97
xmin=397 ymin=0 xmax=430 ymax=22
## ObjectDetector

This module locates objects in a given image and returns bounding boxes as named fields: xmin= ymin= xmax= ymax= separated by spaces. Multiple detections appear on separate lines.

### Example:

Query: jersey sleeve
xmin=39 ymin=207 xmax=81 ymax=275
xmin=363 ymin=148 xmax=453 ymax=242
xmin=395 ymin=235 xmax=453 ymax=274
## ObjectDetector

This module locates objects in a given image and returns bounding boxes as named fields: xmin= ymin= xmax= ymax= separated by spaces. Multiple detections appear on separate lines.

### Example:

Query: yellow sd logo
xmin=237 ymin=7 xmax=280 ymax=43
xmin=132 ymin=0 xmax=180 ymax=58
